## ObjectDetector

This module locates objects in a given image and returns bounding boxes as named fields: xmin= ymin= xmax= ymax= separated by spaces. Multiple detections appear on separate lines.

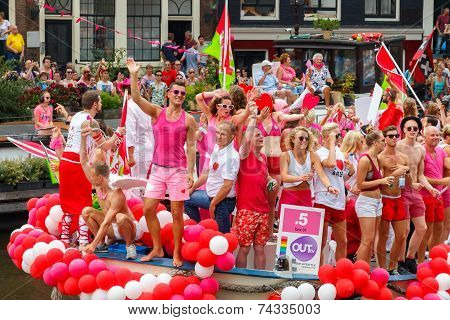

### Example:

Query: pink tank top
xmin=152 ymin=109 xmax=187 ymax=168
xmin=206 ymin=115 xmax=232 ymax=156
xmin=280 ymin=65 xmax=296 ymax=82
xmin=421 ymin=147 xmax=446 ymax=196
xmin=257 ymin=115 xmax=281 ymax=137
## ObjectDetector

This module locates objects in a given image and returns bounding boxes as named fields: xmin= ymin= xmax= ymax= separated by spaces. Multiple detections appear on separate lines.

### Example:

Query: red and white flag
xmin=376 ymin=45 xmax=406 ymax=93
xmin=409 ymin=30 xmax=434 ymax=84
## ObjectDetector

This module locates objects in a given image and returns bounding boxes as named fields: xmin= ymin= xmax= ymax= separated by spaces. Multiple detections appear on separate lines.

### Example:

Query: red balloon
xmin=10 ymin=231 xmax=22 ymax=244
xmin=352 ymin=269 xmax=369 ymax=293
xmin=353 ymin=260 xmax=370 ymax=274
xmin=57 ymin=280 xmax=66 ymax=295
xmin=186 ymin=275 xmax=201 ymax=285
xmin=268 ymin=293 xmax=281 ymax=300
xmin=406 ymin=284 xmax=423 ymax=299
xmin=45 ymin=197 xmax=60 ymax=210
xmin=36 ymin=206 xmax=50 ymax=223
xmin=64 ymin=276 xmax=81 ymax=296
xmin=79 ymin=274 xmax=97 ymax=293
xmin=202 ymin=293 xmax=217 ymax=300
xmin=197 ymin=248 xmax=217 ymax=267
xmin=96 ymin=270 xmax=115 ymax=290
xmin=362 ymin=280 xmax=380 ymax=299
xmin=336 ymin=278 xmax=355 ymax=299
xmin=417 ymin=267 xmax=434 ymax=282
xmin=429 ymin=245 xmax=448 ymax=260
xmin=164 ymin=240 xmax=175 ymax=257
xmin=13 ymin=245 xmax=25 ymax=261
xmin=132 ymin=272 xmax=143 ymax=281
xmin=83 ymin=253 xmax=98 ymax=264
xmin=181 ymin=242 xmax=201 ymax=262
xmin=421 ymin=277 xmax=439 ymax=295
xmin=198 ymin=229 xmax=217 ymax=249
xmin=199 ymin=219 xmax=219 ymax=231
xmin=170 ymin=276 xmax=189 ymax=295
xmin=429 ymin=257 xmax=448 ymax=275
xmin=153 ymin=283 xmax=172 ymax=300
xmin=63 ymin=249 xmax=82 ymax=265
xmin=156 ymin=203 xmax=166 ymax=213
xmin=139 ymin=293 xmax=155 ymax=300
xmin=46 ymin=248 xmax=64 ymax=265
xmin=161 ymin=223 xmax=174 ymax=245
xmin=141 ymin=232 xmax=153 ymax=247
xmin=131 ymin=203 xmax=144 ymax=221
xmin=335 ymin=259 xmax=354 ymax=279
xmin=27 ymin=198 xmax=39 ymax=211
xmin=31 ymin=255 xmax=49 ymax=279
xmin=223 ymin=233 xmax=238 ymax=252
xmin=115 ymin=268 xmax=132 ymax=287
xmin=36 ymin=234 xmax=53 ymax=244
xmin=21 ymin=236 xmax=37 ymax=250
xmin=184 ymin=219 xmax=197 ymax=226
xmin=377 ymin=287 xmax=393 ymax=300
xmin=318 ymin=264 xmax=337 ymax=284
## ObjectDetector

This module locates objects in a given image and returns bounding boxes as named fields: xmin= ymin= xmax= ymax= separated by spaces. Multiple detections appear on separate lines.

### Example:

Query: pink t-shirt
xmin=34 ymin=104 xmax=53 ymax=129
xmin=421 ymin=147 xmax=447 ymax=197
xmin=280 ymin=65 xmax=296 ymax=82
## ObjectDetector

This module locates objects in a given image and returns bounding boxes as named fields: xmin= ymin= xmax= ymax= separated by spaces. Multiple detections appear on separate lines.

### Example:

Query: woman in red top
xmin=355 ymin=131 xmax=394 ymax=263
xmin=161 ymin=60 xmax=177 ymax=87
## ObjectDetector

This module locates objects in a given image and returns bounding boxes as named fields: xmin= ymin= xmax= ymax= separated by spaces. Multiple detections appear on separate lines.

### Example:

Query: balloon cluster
xmin=317 ymin=258 xmax=393 ymax=300
xmin=26 ymin=194 xmax=66 ymax=237
xmin=277 ymin=283 xmax=316 ymax=300
xmin=6 ymin=224 xmax=220 ymax=300
xmin=351 ymin=33 xmax=383 ymax=42
xmin=402 ymin=244 xmax=450 ymax=301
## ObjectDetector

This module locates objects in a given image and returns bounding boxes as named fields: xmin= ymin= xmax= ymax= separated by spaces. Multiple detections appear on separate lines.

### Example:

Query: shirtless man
xmin=396 ymin=117 xmax=440 ymax=274
xmin=79 ymin=130 xmax=138 ymax=260
xmin=378 ymin=126 xmax=410 ymax=275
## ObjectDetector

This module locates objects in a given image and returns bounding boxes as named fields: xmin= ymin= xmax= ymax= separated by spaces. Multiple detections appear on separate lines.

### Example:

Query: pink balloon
xmin=14 ymin=234 xmax=27 ymax=246
xmin=69 ymin=258 xmax=88 ymax=278
xmin=184 ymin=284 xmax=203 ymax=300
xmin=127 ymin=198 xmax=142 ymax=209
xmin=409 ymin=281 xmax=420 ymax=287
xmin=184 ymin=225 xmax=205 ymax=242
xmin=50 ymin=194 xmax=60 ymax=201
xmin=417 ymin=262 xmax=429 ymax=271
xmin=200 ymin=277 xmax=219 ymax=295
xmin=215 ymin=252 xmax=235 ymax=271
xmin=8 ymin=243 xmax=16 ymax=258
xmin=88 ymin=259 xmax=107 ymax=277
xmin=108 ymin=265 xmax=119 ymax=273
xmin=35 ymin=198 xmax=48 ymax=209
xmin=410 ymin=297 xmax=423 ymax=300
xmin=28 ymin=208 xmax=37 ymax=226
xmin=171 ymin=294 xmax=185 ymax=300
xmin=370 ymin=268 xmax=389 ymax=288
xmin=395 ymin=297 xmax=407 ymax=300
xmin=43 ymin=267 xmax=56 ymax=286
xmin=51 ymin=262 xmax=69 ymax=281
xmin=28 ymin=229 xmax=44 ymax=238
xmin=423 ymin=293 xmax=441 ymax=300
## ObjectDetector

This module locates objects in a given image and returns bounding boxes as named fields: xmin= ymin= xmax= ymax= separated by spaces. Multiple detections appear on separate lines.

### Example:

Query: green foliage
xmin=334 ymin=73 xmax=356 ymax=98
xmin=90 ymin=48 xmax=128 ymax=81
xmin=0 ymin=78 xmax=33 ymax=122
xmin=313 ymin=17 xmax=341 ymax=31
xmin=0 ymin=159 xmax=24 ymax=185
xmin=0 ymin=158 xmax=49 ymax=185
xmin=100 ymin=91 xmax=122 ymax=109
xmin=185 ymin=81 xmax=215 ymax=110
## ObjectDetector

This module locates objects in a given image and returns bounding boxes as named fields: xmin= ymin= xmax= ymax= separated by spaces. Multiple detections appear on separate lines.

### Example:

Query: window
xmin=305 ymin=0 xmax=337 ymax=18
xmin=365 ymin=0 xmax=397 ymax=18
xmin=168 ymin=0 xmax=192 ymax=16
xmin=241 ymin=0 xmax=279 ymax=20
xmin=127 ymin=0 xmax=161 ymax=61
xmin=80 ymin=0 xmax=115 ymax=61
xmin=45 ymin=0 xmax=72 ymax=15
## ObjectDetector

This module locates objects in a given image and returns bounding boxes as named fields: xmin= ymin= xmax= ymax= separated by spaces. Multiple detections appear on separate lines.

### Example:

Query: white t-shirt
xmin=314 ymin=146 xmax=346 ymax=210
xmin=0 ymin=20 xmax=11 ymax=41
xmin=206 ymin=143 xmax=240 ymax=198
xmin=65 ymin=111 xmax=93 ymax=154
xmin=97 ymin=80 xmax=114 ymax=93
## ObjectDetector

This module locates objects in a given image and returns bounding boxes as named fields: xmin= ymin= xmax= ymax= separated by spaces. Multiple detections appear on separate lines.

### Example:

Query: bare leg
xmin=320 ymin=221 xmax=330 ymax=265
xmin=407 ymin=216 xmax=427 ymax=261
xmin=171 ymin=201 xmax=184 ymax=267
xmin=440 ymin=207 xmax=450 ymax=243
xmin=429 ymin=221 xmax=443 ymax=248
xmin=253 ymin=244 xmax=266 ymax=270
xmin=81 ymin=207 xmax=114 ymax=240
xmin=418 ymin=222 xmax=433 ymax=262
xmin=377 ymin=219 xmax=390 ymax=269
xmin=332 ymin=220 xmax=348 ymax=261
xmin=389 ymin=219 xmax=407 ymax=271
xmin=236 ymin=245 xmax=251 ymax=269
xmin=356 ymin=217 xmax=377 ymax=263
xmin=141 ymin=198 xmax=164 ymax=262
xmin=116 ymin=213 xmax=136 ymax=246
xmin=267 ymin=174 xmax=281 ymax=237
xmin=323 ymin=87 xmax=331 ymax=108
xmin=398 ymin=218 xmax=411 ymax=262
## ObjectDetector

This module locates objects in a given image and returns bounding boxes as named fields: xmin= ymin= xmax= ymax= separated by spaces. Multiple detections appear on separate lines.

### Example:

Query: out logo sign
xmin=290 ymin=236 xmax=318 ymax=262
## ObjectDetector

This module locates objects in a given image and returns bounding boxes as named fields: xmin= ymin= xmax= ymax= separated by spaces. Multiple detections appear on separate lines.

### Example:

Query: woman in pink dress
xmin=276 ymin=53 xmax=304 ymax=104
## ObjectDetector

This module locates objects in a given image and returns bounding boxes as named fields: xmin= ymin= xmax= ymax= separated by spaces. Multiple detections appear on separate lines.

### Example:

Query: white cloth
xmin=97 ymin=80 xmax=114 ymax=93
xmin=206 ymin=142 xmax=240 ymax=198
xmin=125 ymin=99 xmax=154 ymax=179
xmin=65 ymin=111 xmax=93 ymax=154
xmin=0 ymin=20 xmax=11 ymax=41
xmin=314 ymin=146 xmax=346 ymax=210
xmin=355 ymin=195 xmax=383 ymax=218
xmin=284 ymin=151 xmax=313 ymax=189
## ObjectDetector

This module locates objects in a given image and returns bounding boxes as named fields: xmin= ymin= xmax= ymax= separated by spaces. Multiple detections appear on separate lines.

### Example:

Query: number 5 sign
xmin=275 ymin=204 xmax=325 ymax=275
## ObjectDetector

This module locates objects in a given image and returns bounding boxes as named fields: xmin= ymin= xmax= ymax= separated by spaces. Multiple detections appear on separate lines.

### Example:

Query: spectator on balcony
xmin=53 ymin=71 xmax=63 ymax=86
xmin=197 ymin=35 xmax=208 ymax=68
xmin=237 ymin=68 xmax=253 ymax=86
xmin=140 ymin=64 xmax=155 ymax=91
xmin=88 ymin=76 xmax=97 ymax=90
xmin=40 ymin=56 xmax=54 ymax=80
xmin=277 ymin=53 xmax=304 ymax=102
xmin=34 ymin=91 xmax=54 ymax=132
xmin=63 ymin=68 xmax=77 ymax=88
xmin=161 ymin=32 xmax=178 ymax=63
xmin=97 ymin=69 xmax=116 ymax=95
xmin=77 ymin=66 xmax=91 ymax=87
xmin=71 ymin=71 xmax=80 ymax=82
xmin=174 ymin=60 xmax=186 ymax=79
xmin=181 ymin=41 xmax=200 ymax=74
xmin=5 ymin=25 xmax=24 ymax=64
xmin=435 ymin=8 xmax=449 ymax=57
xmin=20 ymin=59 xmax=39 ymax=82
xmin=255 ymin=60 xmax=295 ymax=102
xmin=0 ymin=12 xmax=11 ymax=58
xmin=149 ymin=70 xmax=167 ymax=107
xmin=186 ymin=68 xmax=199 ymax=86
xmin=306 ymin=53 xmax=334 ymax=109
xmin=183 ymin=30 xmax=196 ymax=50
xmin=37 ymin=71 xmax=51 ymax=90
xmin=161 ymin=60 xmax=177 ymax=87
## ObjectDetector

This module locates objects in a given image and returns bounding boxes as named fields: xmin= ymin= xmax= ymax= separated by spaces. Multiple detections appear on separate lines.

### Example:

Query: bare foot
xmin=173 ymin=252 xmax=183 ymax=268
xmin=140 ymin=248 xmax=164 ymax=262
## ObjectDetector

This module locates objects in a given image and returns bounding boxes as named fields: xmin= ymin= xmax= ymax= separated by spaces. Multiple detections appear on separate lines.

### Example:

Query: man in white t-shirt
xmin=97 ymin=70 xmax=116 ymax=95
xmin=314 ymin=122 xmax=355 ymax=263
xmin=185 ymin=122 xmax=240 ymax=233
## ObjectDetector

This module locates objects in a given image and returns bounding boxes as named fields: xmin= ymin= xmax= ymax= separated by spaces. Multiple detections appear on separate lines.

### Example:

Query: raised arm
xmin=195 ymin=90 xmax=218 ymax=120
xmin=231 ymin=100 xmax=251 ymax=125
xmin=239 ymin=103 xmax=257 ymax=159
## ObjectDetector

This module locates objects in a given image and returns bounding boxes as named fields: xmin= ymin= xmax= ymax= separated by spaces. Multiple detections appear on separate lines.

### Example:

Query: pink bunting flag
xmin=60 ymin=11 xmax=65 ymax=17
xmin=95 ymin=24 xmax=100 ymax=31
xmin=43 ymin=4 xmax=56 ymax=12
xmin=75 ymin=17 xmax=82 ymax=23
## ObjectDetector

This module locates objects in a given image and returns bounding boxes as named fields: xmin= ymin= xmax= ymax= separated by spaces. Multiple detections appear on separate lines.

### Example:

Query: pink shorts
xmin=144 ymin=164 xmax=189 ymax=201
xmin=401 ymin=188 xmax=425 ymax=219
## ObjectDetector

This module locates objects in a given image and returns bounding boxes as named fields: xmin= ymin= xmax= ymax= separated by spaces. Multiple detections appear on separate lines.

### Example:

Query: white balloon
xmin=47 ymin=226 xmax=60 ymax=237
xmin=33 ymin=242 xmax=49 ymax=256
xmin=135 ymin=224 xmax=144 ymax=240
xmin=125 ymin=280 xmax=143 ymax=300
xmin=21 ymin=261 xmax=31 ymax=274
xmin=91 ymin=289 xmax=108 ymax=300
xmin=20 ymin=224 xmax=34 ymax=231
xmin=45 ymin=216 xmax=59 ymax=233
xmin=139 ymin=216 xmax=149 ymax=233
xmin=22 ymin=249 xmax=36 ymax=266
xmin=183 ymin=213 xmax=189 ymax=221
xmin=318 ymin=284 xmax=336 ymax=300
xmin=437 ymin=290 xmax=450 ymax=300
xmin=49 ymin=205 xmax=64 ymax=222
xmin=48 ymin=240 xmax=66 ymax=252
xmin=435 ymin=273 xmax=450 ymax=291
xmin=281 ymin=286 xmax=301 ymax=300
xmin=157 ymin=210 xmax=173 ymax=228
xmin=209 ymin=236 xmax=229 ymax=255
xmin=107 ymin=286 xmax=126 ymax=300
xmin=157 ymin=273 xmax=172 ymax=284
xmin=298 ymin=283 xmax=316 ymax=300
xmin=140 ymin=274 xmax=159 ymax=293
xmin=195 ymin=262 xmax=214 ymax=279
xmin=80 ymin=293 xmax=92 ymax=300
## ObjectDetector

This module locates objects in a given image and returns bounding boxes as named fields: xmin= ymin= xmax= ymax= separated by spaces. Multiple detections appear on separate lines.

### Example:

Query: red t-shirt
xmin=344 ymin=198 xmax=360 ymax=256
xmin=237 ymin=150 xmax=270 ymax=213
xmin=437 ymin=14 xmax=450 ymax=33
xmin=161 ymin=69 xmax=177 ymax=87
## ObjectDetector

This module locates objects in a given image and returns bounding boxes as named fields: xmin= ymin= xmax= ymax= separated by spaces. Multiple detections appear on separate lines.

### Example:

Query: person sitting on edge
xmin=255 ymin=60 xmax=295 ymax=102
xmin=306 ymin=53 xmax=334 ymax=109
xmin=185 ymin=121 xmax=240 ymax=233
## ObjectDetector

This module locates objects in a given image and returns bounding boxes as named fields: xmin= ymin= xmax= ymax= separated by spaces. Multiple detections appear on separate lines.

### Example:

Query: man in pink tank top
xmin=418 ymin=126 xmax=448 ymax=262
xmin=128 ymin=58 xmax=197 ymax=267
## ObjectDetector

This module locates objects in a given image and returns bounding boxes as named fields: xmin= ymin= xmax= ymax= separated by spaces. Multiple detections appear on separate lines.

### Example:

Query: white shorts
xmin=355 ymin=195 xmax=383 ymax=218
xmin=311 ymin=84 xmax=330 ymax=93
xmin=112 ymin=220 xmax=139 ymax=241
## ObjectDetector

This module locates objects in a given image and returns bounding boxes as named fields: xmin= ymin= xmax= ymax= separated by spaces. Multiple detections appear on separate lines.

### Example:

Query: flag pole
xmin=222 ymin=0 xmax=229 ymax=89
xmin=407 ymin=59 xmax=420 ymax=82
xmin=381 ymin=42 xmax=425 ymax=111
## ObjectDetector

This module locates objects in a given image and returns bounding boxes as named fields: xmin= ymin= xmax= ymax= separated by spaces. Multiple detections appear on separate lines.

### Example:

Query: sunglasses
xmin=406 ymin=126 xmax=419 ymax=132
xmin=189 ymin=71 xmax=195 ymax=74
xmin=84 ymin=71 xmax=90 ymax=74
xmin=67 ymin=71 xmax=73 ymax=73
xmin=44 ymin=96 xmax=51 ymax=100
xmin=171 ymin=89 xmax=186 ymax=96
xmin=218 ymin=104 xmax=234 ymax=110
xmin=298 ymin=136 xmax=309 ymax=142
xmin=156 ymin=74 xmax=162 ymax=76
xmin=175 ymin=63 xmax=181 ymax=66
xmin=385 ymin=134 xmax=400 ymax=139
